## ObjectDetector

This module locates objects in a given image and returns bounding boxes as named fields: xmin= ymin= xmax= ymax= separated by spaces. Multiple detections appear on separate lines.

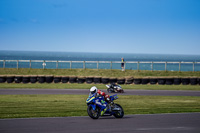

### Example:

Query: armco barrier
xmin=0 ymin=75 xmax=200 ymax=85
xmin=1 ymin=60 xmax=200 ymax=72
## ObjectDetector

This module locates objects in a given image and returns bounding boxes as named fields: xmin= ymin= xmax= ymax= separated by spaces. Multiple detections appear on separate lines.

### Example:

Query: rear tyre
xmin=107 ymin=88 xmax=112 ymax=93
xmin=87 ymin=105 xmax=100 ymax=119
xmin=113 ymin=104 xmax=124 ymax=118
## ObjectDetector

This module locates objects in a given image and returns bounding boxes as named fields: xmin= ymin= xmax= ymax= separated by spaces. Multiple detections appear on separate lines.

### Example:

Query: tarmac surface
xmin=0 ymin=89 xmax=200 ymax=96
xmin=0 ymin=89 xmax=200 ymax=133
xmin=0 ymin=113 xmax=200 ymax=133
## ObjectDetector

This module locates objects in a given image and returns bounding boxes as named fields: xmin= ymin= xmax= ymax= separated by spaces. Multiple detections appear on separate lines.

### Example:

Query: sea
xmin=0 ymin=50 xmax=200 ymax=71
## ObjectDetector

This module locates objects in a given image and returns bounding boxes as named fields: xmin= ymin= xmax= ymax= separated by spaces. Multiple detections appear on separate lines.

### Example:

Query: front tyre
xmin=113 ymin=104 xmax=124 ymax=118
xmin=87 ymin=105 xmax=100 ymax=119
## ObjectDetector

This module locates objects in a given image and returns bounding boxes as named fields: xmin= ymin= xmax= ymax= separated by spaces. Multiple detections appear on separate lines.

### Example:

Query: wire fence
xmin=0 ymin=60 xmax=200 ymax=72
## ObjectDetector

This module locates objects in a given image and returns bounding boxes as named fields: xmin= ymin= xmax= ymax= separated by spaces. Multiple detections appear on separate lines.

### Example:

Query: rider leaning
xmin=90 ymin=86 xmax=111 ymax=115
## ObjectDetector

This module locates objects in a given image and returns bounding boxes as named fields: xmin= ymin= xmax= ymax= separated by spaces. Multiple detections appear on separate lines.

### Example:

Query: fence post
xmin=56 ymin=61 xmax=58 ymax=69
xmin=179 ymin=62 xmax=181 ymax=72
xmin=83 ymin=61 xmax=85 ymax=69
xmin=43 ymin=60 xmax=45 ymax=69
xmin=110 ymin=61 xmax=112 ymax=69
xmin=30 ymin=60 xmax=31 ymax=69
xmin=193 ymin=62 xmax=195 ymax=72
xmin=137 ymin=61 xmax=140 ymax=71
xmin=70 ymin=61 xmax=72 ymax=69
xmin=151 ymin=62 xmax=153 ymax=72
xmin=3 ymin=60 xmax=5 ymax=69
xmin=165 ymin=62 xmax=167 ymax=72
xmin=97 ymin=61 xmax=99 ymax=70
xmin=17 ymin=60 xmax=19 ymax=70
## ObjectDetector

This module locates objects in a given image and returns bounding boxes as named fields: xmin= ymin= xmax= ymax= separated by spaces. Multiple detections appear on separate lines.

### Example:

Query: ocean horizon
xmin=0 ymin=50 xmax=200 ymax=71
xmin=1 ymin=50 xmax=200 ymax=62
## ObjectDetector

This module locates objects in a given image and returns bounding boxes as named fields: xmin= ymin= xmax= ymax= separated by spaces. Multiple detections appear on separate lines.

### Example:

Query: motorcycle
xmin=106 ymin=84 xmax=124 ymax=93
xmin=86 ymin=93 xmax=124 ymax=119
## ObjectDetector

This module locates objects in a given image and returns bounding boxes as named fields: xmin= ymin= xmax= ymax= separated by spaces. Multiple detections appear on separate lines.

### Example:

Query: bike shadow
xmin=98 ymin=115 xmax=132 ymax=120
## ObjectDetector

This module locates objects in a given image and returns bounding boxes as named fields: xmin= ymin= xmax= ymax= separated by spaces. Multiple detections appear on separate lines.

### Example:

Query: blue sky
xmin=0 ymin=0 xmax=200 ymax=55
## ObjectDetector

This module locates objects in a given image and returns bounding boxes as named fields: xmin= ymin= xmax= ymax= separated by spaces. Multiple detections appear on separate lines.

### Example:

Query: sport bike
xmin=86 ymin=93 xmax=124 ymax=119
xmin=106 ymin=84 xmax=124 ymax=93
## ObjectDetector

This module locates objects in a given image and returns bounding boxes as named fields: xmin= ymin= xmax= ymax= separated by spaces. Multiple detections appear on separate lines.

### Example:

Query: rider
xmin=90 ymin=86 xmax=111 ymax=115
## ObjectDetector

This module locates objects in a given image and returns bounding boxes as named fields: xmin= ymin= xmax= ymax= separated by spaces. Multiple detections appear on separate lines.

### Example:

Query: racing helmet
xmin=90 ymin=86 xmax=98 ymax=94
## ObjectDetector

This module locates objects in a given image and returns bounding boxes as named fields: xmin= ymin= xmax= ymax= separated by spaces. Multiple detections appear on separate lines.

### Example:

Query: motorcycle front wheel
xmin=113 ymin=104 xmax=124 ymax=118
xmin=87 ymin=105 xmax=100 ymax=119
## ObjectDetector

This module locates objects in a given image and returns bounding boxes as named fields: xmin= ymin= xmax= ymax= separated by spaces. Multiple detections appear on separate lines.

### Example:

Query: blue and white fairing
xmin=86 ymin=93 xmax=119 ymax=114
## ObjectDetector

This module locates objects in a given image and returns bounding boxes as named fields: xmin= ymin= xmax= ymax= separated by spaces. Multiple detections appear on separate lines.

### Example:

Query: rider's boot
xmin=101 ymin=107 xmax=107 ymax=116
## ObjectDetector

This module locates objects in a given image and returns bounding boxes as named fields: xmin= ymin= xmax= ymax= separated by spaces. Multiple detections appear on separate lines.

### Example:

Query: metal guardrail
xmin=0 ymin=60 xmax=200 ymax=72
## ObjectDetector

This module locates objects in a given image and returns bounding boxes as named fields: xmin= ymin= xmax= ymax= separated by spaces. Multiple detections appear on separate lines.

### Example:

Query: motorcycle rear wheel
xmin=87 ymin=105 xmax=100 ymax=119
xmin=107 ymin=88 xmax=112 ymax=93
xmin=113 ymin=104 xmax=124 ymax=118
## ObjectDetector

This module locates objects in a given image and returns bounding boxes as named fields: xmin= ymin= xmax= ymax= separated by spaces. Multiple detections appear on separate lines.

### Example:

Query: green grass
xmin=0 ymin=94 xmax=200 ymax=119
xmin=0 ymin=83 xmax=200 ymax=90
xmin=1 ymin=68 xmax=200 ymax=77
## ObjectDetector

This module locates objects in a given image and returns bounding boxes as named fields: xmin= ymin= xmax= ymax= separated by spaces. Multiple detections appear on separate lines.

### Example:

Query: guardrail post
xmin=110 ymin=61 xmax=112 ymax=69
xmin=30 ymin=60 xmax=31 ymax=69
xmin=124 ymin=62 xmax=126 ymax=71
xmin=193 ymin=62 xmax=195 ymax=72
xmin=137 ymin=61 xmax=140 ymax=71
xmin=17 ymin=60 xmax=19 ymax=70
xmin=83 ymin=61 xmax=85 ymax=69
xmin=151 ymin=62 xmax=153 ymax=71
xmin=179 ymin=62 xmax=181 ymax=72
xmin=3 ymin=60 xmax=5 ymax=69
xmin=56 ymin=60 xmax=58 ymax=69
xmin=97 ymin=61 xmax=99 ymax=70
xmin=165 ymin=62 xmax=167 ymax=72
xmin=70 ymin=61 xmax=72 ymax=69
xmin=43 ymin=60 xmax=45 ymax=69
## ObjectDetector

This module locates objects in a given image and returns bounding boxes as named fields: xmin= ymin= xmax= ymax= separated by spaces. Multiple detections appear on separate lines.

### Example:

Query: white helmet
xmin=90 ymin=86 xmax=98 ymax=94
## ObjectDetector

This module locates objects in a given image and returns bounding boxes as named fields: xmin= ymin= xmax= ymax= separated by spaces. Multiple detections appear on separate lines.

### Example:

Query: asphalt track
xmin=0 ymin=89 xmax=200 ymax=133
xmin=0 ymin=113 xmax=200 ymax=133
xmin=0 ymin=89 xmax=200 ymax=96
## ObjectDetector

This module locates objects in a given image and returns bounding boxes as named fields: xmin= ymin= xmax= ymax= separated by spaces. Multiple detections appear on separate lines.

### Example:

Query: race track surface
xmin=0 ymin=113 xmax=200 ymax=133
xmin=1 ymin=89 xmax=200 ymax=96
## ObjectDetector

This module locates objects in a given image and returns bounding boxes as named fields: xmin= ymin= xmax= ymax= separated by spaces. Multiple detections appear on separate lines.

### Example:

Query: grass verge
xmin=0 ymin=94 xmax=200 ymax=119
xmin=1 ymin=68 xmax=200 ymax=77
xmin=0 ymin=83 xmax=200 ymax=90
